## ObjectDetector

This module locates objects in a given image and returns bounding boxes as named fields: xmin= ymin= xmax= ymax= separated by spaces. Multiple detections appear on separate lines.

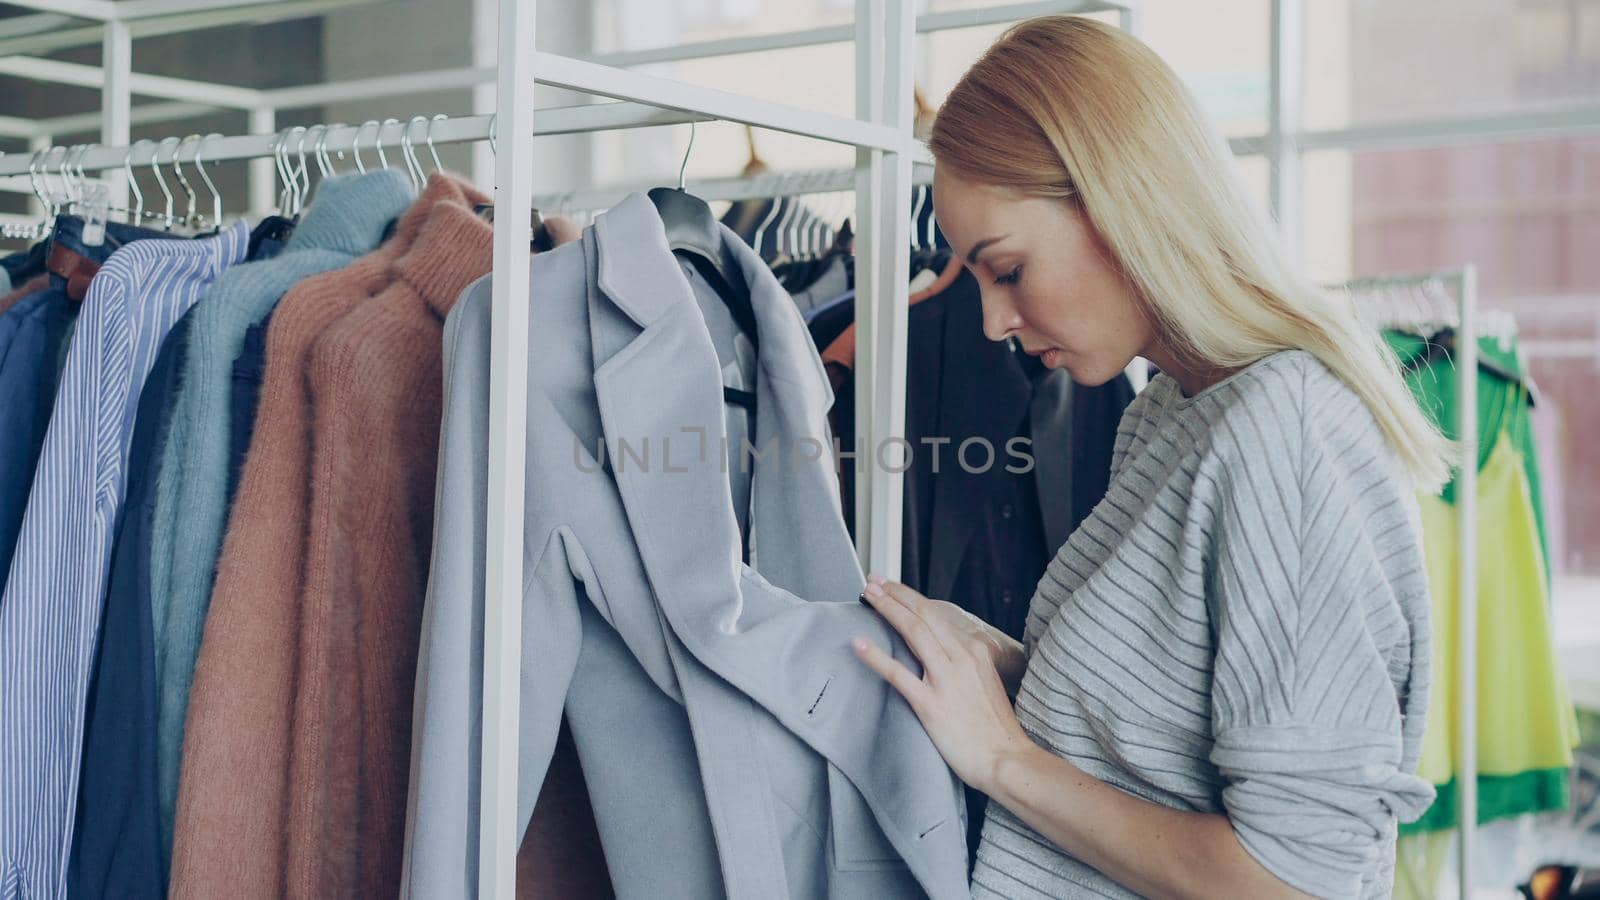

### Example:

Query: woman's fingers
xmin=852 ymin=637 xmax=928 ymax=710
xmin=877 ymin=578 xmax=930 ymax=613
xmin=870 ymin=577 xmax=989 ymax=662
xmin=862 ymin=580 xmax=954 ymax=665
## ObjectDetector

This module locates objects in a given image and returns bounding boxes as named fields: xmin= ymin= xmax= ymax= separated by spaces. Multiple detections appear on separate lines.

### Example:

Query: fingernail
xmin=866 ymin=572 xmax=886 ymax=586
xmin=851 ymin=637 xmax=869 ymax=653
xmin=857 ymin=592 xmax=870 ymax=606
xmin=863 ymin=581 xmax=885 ymax=598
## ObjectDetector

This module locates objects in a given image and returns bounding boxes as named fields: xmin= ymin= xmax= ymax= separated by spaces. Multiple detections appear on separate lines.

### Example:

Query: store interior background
xmin=0 ymin=0 xmax=1596 ymax=893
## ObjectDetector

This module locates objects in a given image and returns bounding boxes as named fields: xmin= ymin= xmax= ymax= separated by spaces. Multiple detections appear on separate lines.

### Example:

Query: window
xmin=1301 ymin=138 xmax=1600 ymax=603
xmin=1303 ymin=0 xmax=1600 ymax=130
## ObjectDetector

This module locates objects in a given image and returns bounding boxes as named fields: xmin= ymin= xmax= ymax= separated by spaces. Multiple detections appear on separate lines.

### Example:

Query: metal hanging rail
xmin=530 ymin=161 xmax=935 ymax=212
xmin=0 ymin=107 xmax=694 ymax=179
xmin=0 ymin=90 xmax=905 ymax=182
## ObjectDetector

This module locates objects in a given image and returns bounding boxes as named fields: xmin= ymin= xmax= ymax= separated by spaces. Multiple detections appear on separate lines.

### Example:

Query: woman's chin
xmin=1056 ymin=354 xmax=1128 ymax=387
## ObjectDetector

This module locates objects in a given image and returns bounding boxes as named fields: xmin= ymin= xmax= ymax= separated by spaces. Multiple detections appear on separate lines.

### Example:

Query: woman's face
xmin=932 ymin=169 xmax=1154 ymax=387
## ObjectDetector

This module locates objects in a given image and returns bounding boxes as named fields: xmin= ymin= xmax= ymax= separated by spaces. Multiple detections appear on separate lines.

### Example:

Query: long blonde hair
xmin=928 ymin=16 xmax=1452 ymax=491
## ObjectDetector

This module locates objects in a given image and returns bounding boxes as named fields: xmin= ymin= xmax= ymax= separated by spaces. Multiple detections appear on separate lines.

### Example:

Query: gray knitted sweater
xmin=971 ymin=350 xmax=1435 ymax=899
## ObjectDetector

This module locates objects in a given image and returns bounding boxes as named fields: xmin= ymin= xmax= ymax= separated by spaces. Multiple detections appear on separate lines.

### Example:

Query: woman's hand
xmin=852 ymin=575 xmax=1034 ymax=794
xmin=865 ymin=575 xmax=1029 ymax=690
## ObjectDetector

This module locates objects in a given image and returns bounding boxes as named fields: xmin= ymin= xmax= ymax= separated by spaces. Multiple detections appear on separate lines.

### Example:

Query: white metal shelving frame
xmin=0 ymin=1 xmax=1513 ymax=896
xmin=0 ymin=1 xmax=1133 ymax=895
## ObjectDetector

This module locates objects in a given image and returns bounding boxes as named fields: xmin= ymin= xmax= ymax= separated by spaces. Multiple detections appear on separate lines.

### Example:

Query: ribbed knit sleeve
xmin=1204 ymin=358 xmax=1435 ymax=898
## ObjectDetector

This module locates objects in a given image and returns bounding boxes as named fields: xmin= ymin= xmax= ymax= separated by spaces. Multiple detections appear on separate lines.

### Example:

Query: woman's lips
xmin=1024 ymin=346 xmax=1065 ymax=367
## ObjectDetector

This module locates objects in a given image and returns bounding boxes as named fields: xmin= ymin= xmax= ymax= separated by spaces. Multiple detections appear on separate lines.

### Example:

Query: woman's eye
xmin=994 ymin=265 xmax=1022 ymax=286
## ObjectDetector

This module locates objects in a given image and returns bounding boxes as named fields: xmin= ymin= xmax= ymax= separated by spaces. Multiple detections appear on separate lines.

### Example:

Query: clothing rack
xmin=0 ymin=2 xmax=1136 ymax=894
xmin=532 ymin=163 xmax=935 ymax=213
xmin=1340 ymin=265 xmax=1480 ymax=899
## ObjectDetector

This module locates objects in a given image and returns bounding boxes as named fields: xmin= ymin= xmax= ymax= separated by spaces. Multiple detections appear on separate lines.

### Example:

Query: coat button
xmin=1000 ymin=503 xmax=1014 ymax=519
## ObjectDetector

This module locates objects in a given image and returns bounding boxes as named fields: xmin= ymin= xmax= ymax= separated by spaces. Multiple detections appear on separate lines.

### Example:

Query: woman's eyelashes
xmin=994 ymin=264 xmax=1023 ymax=286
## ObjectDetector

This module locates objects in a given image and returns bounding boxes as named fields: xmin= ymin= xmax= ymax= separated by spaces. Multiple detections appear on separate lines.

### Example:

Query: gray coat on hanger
xmin=402 ymin=193 xmax=968 ymax=899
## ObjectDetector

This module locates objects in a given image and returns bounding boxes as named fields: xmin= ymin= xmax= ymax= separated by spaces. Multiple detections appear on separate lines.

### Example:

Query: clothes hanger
xmin=288 ymin=126 xmax=311 ymax=216
xmin=271 ymin=129 xmax=293 ymax=216
xmin=249 ymin=128 xmax=299 ymax=249
xmin=376 ymin=118 xmax=399 ymax=171
xmin=909 ymin=184 xmax=927 ymax=253
xmin=276 ymin=128 xmax=295 ymax=216
xmin=124 ymin=144 xmax=145 ymax=226
xmin=57 ymin=145 xmax=82 ymax=214
xmin=313 ymin=123 xmax=336 ymax=178
xmin=193 ymin=133 xmax=224 ymax=229
xmin=751 ymin=190 xmax=784 ymax=262
xmin=913 ymin=188 xmax=960 ymax=301
xmin=294 ymin=125 xmax=322 ymax=212
xmin=283 ymin=128 xmax=302 ymax=216
xmin=473 ymin=114 xmax=554 ymax=247
xmin=298 ymin=125 xmax=318 ymax=212
xmin=647 ymin=119 xmax=758 ymax=348
xmin=811 ymin=193 xmax=831 ymax=260
xmin=352 ymin=120 xmax=379 ymax=174
xmin=5 ymin=150 xmax=50 ymax=239
xmin=426 ymin=114 xmax=447 ymax=173
xmin=1402 ymin=327 xmax=1536 ymax=405
xmin=41 ymin=146 xmax=68 ymax=220
xmin=148 ymin=138 xmax=178 ymax=230
xmin=772 ymin=188 xmax=799 ymax=264
xmin=401 ymin=116 xmax=428 ymax=190
xmin=171 ymin=135 xmax=200 ymax=229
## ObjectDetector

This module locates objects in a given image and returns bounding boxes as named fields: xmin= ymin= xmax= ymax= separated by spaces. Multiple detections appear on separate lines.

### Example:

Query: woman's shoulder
xmin=1162 ymin=350 xmax=1400 ymax=494
xmin=1188 ymin=348 xmax=1368 ymax=432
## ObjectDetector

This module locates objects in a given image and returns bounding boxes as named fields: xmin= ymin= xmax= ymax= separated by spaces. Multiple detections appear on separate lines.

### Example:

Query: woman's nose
xmin=980 ymin=294 xmax=1024 ymax=343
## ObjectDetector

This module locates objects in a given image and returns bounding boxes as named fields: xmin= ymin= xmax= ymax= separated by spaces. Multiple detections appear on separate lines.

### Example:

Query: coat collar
xmin=587 ymin=192 xmax=852 ymax=598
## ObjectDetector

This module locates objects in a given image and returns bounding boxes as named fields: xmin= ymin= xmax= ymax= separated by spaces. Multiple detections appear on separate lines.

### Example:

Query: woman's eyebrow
xmin=966 ymin=235 xmax=1010 ymax=266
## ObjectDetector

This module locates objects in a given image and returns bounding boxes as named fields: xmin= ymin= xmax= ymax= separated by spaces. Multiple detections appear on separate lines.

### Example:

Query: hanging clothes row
xmin=0 ymin=148 xmax=1129 ymax=900
xmin=1384 ymin=322 xmax=1581 ymax=899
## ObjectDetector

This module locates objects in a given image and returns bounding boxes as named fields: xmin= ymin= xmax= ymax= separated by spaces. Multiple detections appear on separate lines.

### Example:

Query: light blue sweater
xmin=147 ymin=169 xmax=415 ymax=857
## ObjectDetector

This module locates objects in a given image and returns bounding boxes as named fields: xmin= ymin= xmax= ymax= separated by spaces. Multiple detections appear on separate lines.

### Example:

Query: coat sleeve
xmin=401 ymin=280 xmax=596 ymax=899
xmin=1204 ymin=371 xmax=1435 ymax=900
xmin=400 ymin=280 xmax=492 ymax=899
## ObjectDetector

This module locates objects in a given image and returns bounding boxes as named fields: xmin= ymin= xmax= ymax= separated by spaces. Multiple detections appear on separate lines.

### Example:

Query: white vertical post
xmin=1117 ymin=4 xmax=1138 ymax=34
xmin=1118 ymin=5 xmax=1147 ymax=391
xmin=471 ymin=0 xmax=498 ymax=187
xmin=100 ymin=17 xmax=130 ymax=211
xmin=480 ymin=0 xmax=535 ymax=896
xmin=853 ymin=0 xmax=914 ymax=579
xmin=248 ymin=106 xmax=275 ymax=217
xmin=27 ymin=134 xmax=50 ymax=219
xmin=1269 ymin=0 xmax=1304 ymax=260
xmin=1455 ymin=266 xmax=1478 ymax=898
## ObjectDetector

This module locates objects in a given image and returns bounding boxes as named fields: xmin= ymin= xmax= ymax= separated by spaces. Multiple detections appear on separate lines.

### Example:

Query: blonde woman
xmin=852 ymin=16 xmax=1447 ymax=900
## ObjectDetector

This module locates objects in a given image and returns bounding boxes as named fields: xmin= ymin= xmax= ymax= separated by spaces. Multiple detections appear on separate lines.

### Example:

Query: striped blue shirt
xmin=0 ymin=221 xmax=249 ymax=900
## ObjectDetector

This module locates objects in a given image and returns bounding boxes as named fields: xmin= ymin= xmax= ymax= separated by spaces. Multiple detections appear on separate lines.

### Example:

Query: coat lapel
xmin=584 ymin=195 xmax=965 ymax=897
xmin=588 ymin=193 xmax=860 ymax=610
